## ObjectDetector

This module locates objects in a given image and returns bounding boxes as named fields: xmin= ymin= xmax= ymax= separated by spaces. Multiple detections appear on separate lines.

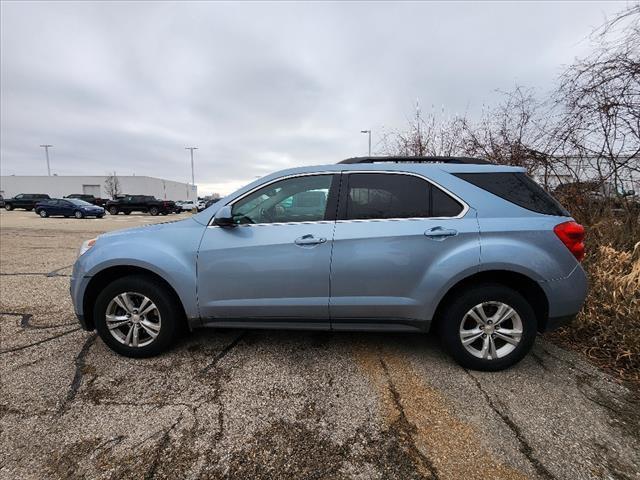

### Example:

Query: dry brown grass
xmin=547 ymin=213 xmax=640 ymax=384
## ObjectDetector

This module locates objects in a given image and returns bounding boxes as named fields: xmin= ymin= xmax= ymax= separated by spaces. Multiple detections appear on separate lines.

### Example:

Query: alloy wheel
xmin=459 ymin=301 xmax=523 ymax=360
xmin=105 ymin=292 xmax=161 ymax=348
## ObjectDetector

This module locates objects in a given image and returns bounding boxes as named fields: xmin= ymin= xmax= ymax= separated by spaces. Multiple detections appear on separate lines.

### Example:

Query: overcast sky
xmin=0 ymin=1 xmax=626 ymax=195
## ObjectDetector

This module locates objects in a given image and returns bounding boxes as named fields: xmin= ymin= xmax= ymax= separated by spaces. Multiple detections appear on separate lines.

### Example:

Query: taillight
xmin=554 ymin=221 xmax=585 ymax=262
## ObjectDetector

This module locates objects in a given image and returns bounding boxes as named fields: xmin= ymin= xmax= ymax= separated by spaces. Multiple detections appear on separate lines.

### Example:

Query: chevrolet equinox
xmin=71 ymin=157 xmax=588 ymax=371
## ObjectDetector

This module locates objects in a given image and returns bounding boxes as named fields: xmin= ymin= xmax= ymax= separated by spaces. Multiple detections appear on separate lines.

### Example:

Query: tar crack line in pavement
xmin=380 ymin=357 xmax=440 ymax=480
xmin=464 ymin=370 xmax=557 ymax=480
xmin=57 ymin=333 xmax=98 ymax=416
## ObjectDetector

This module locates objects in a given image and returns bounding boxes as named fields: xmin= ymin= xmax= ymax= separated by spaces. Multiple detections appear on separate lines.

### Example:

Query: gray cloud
xmin=0 ymin=1 xmax=624 ymax=194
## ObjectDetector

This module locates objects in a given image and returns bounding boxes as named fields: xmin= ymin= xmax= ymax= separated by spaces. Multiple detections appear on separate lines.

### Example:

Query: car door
xmin=329 ymin=171 xmax=479 ymax=330
xmin=197 ymin=173 xmax=339 ymax=326
xmin=58 ymin=200 xmax=73 ymax=216
xmin=122 ymin=196 xmax=135 ymax=212
xmin=16 ymin=194 xmax=29 ymax=208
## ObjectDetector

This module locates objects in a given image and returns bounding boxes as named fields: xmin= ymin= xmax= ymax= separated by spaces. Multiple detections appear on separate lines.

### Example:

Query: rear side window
xmin=343 ymin=173 xmax=463 ymax=220
xmin=454 ymin=172 xmax=569 ymax=216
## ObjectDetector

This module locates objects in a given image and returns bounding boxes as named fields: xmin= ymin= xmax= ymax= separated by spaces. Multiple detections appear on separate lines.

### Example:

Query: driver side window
xmin=231 ymin=174 xmax=334 ymax=225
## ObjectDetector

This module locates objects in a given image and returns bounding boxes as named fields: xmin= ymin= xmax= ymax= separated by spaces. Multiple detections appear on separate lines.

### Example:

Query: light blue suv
xmin=71 ymin=157 xmax=588 ymax=370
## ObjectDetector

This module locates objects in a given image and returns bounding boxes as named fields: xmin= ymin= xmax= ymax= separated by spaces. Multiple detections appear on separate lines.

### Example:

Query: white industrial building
xmin=0 ymin=175 xmax=197 ymax=201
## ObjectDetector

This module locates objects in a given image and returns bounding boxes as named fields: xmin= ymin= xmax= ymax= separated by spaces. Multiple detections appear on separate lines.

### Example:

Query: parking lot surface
xmin=1 ymin=209 xmax=639 ymax=479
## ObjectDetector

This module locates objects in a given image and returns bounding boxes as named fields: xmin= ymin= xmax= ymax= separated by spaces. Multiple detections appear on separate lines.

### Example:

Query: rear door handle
xmin=295 ymin=234 xmax=327 ymax=246
xmin=424 ymin=226 xmax=458 ymax=240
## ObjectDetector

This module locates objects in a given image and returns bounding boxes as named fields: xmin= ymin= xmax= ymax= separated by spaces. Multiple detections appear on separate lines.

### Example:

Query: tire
xmin=5 ymin=203 xmax=13 ymax=211
xmin=74 ymin=210 xmax=84 ymax=219
xmin=161 ymin=212 xmax=168 ymax=216
xmin=438 ymin=284 xmax=537 ymax=371
xmin=96 ymin=214 xmax=104 ymax=219
xmin=149 ymin=207 xmax=159 ymax=216
xmin=124 ymin=211 xmax=131 ymax=215
xmin=38 ymin=209 xmax=48 ymax=218
xmin=26 ymin=208 xmax=33 ymax=211
xmin=94 ymin=275 xmax=181 ymax=358
xmin=109 ymin=206 xmax=118 ymax=215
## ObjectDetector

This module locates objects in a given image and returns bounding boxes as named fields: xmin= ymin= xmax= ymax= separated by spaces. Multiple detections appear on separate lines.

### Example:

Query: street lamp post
xmin=40 ymin=144 xmax=53 ymax=176
xmin=360 ymin=130 xmax=371 ymax=156
xmin=185 ymin=146 xmax=198 ymax=200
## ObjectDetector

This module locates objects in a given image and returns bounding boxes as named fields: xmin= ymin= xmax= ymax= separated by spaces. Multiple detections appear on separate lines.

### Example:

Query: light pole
xmin=40 ymin=144 xmax=53 ymax=176
xmin=185 ymin=146 xmax=198 ymax=199
xmin=360 ymin=130 xmax=371 ymax=156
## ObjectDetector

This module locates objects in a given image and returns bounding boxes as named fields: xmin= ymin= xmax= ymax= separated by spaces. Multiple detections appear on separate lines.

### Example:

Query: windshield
xmin=67 ymin=198 xmax=93 ymax=206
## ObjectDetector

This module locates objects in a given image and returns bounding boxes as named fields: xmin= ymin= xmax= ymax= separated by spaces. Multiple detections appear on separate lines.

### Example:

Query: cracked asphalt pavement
xmin=1 ymin=210 xmax=639 ymax=479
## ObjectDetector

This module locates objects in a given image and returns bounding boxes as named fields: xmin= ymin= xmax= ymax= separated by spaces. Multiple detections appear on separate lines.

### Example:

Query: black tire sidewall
xmin=94 ymin=275 xmax=180 ymax=358
xmin=39 ymin=210 xmax=48 ymax=217
xmin=149 ymin=207 xmax=159 ymax=216
xmin=75 ymin=210 xmax=84 ymax=219
xmin=109 ymin=207 xmax=118 ymax=215
xmin=5 ymin=204 xmax=12 ymax=211
xmin=439 ymin=284 xmax=537 ymax=371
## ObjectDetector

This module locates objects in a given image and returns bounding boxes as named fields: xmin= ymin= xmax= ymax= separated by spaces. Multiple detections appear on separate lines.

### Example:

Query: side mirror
xmin=213 ymin=205 xmax=235 ymax=227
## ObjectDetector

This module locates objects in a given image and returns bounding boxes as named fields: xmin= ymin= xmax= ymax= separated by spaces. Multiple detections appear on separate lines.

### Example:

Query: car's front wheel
xmin=94 ymin=275 xmax=181 ymax=357
xmin=438 ymin=284 xmax=537 ymax=371
xmin=74 ymin=210 xmax=84 ymax=219
xmin=5 ymin=203 xmax=13 ymax=211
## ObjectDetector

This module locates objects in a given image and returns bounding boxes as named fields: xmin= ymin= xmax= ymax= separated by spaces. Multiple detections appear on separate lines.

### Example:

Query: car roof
xmin=259 ymin=158 xmax=525 ymax=179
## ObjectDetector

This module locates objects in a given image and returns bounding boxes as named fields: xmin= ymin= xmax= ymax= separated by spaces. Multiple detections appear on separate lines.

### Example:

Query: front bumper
xmin=70 ymin=257 xmax=94 ymax=331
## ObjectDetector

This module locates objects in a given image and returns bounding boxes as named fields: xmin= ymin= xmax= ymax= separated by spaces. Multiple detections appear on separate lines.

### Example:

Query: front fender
xmin=71 ymin=219 xmax=204 ymax=321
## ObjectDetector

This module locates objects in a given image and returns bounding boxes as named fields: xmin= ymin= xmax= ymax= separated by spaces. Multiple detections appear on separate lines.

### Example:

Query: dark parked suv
xmin=105 ymin=195 xmax=176 ymax=216
xmin=4 ymin=193 xmax=51 ymax=211
xmin=65 ymin=194 xmax=107 ymax=207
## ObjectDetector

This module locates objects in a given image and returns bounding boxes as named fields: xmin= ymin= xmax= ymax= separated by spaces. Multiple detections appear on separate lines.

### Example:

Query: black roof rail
xmin=338 ymin=156 xmax=491 ymax=165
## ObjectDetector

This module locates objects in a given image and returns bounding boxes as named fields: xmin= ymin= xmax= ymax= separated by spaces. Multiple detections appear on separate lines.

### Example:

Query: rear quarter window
xmin=454 ymin=172 xmax=569 ymax=216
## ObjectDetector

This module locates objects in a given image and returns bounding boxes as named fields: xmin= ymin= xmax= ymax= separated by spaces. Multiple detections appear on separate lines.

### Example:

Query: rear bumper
xmin=539 ymin=263 xmax=588 ymax=330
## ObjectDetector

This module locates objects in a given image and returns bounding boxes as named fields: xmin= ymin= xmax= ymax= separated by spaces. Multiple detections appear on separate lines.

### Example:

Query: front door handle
xmin=424 ymin=226 xmax=458 ymax=240
xmin=295 ymin=234 xmax=327 ymax=246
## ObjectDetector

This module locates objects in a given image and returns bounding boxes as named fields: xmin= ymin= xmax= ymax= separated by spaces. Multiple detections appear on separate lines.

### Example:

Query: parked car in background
xmin=4 ymin=193 xmax=50 ymax=211
xmin=553 ymin=180 xmax=639 ymax=216
xmin=65 ymin=194 xmax=107 ymax=207
xmin=105 ymin=195 xmax=176 ymax=216
xmin=197 ymin=199 xmax=206 ymax=211
xmin=0 ymin=195 xmax=4 ymax=208
xmin=35 ymin=198 xmax=105 ymax=219
xmin=177 ymin=200 xmax=197 ymax=212
xmin=204 ymin=198 xmax=220 ymax=209
xmin=71 ymin=156 xmax=588 ymax=371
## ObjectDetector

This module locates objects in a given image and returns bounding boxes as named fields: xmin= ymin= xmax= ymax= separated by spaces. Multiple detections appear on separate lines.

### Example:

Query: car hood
xmin=98 ymin=217 xmax=201 ymax=241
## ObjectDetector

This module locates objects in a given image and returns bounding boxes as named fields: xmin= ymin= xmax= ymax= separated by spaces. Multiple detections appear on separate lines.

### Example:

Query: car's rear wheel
xmin=149 ymin=207 xmax=159 ymax=216
xmin=124 ymin=211 xmax=131 ymax=215
xmin=109 ymin=206 xmax=118 ymax=215
xmin=38 ymin=209 xmax=48 ymax=218
xmin=74 ymin=210 xmax=84 ymax=219
xmin=438 ymin=284 xmax=537 ymax=371
xmin=96 ymin=214 xmax=104 ymax=219
xmin=94 ymin=275 xmax=181 ymax=357
xmin=5 ymin=204 xmax=13 ymax=211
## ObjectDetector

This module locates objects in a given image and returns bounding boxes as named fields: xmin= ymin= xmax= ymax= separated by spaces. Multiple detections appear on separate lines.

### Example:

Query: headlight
xmin=79 ymin=238 xmax=97 ymax=256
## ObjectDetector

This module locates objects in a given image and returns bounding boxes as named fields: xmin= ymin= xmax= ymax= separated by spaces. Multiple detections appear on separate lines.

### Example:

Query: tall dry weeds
xmin=549 ymin=215 xmax=640 ymax=383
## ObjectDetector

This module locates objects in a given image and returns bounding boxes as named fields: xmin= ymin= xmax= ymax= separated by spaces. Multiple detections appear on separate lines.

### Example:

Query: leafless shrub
xmin=104 ymin=172 xmax=121 ymax=199
xmin=378 ymin=103 xmax=466 ymax=157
